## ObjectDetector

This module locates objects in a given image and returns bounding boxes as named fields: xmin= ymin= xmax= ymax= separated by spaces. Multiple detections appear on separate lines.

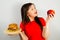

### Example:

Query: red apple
xmin=47 ymin=9 xmax=55 ymax=17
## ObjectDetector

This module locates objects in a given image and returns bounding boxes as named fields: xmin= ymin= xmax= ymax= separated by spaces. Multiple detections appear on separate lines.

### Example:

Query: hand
xmin=46 ymin=14 xmax=54 ymax=23
xmin=19 ymin=28 xmax=23 ymax=34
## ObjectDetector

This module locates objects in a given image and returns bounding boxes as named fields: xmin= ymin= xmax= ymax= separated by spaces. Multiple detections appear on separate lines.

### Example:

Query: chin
xmin=34 ymin=15 xmax=38 ymax=17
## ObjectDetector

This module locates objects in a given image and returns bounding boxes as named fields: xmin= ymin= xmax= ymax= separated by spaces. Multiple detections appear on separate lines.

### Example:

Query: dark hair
xmin=21 ymin=3 xmax=43 ymax=31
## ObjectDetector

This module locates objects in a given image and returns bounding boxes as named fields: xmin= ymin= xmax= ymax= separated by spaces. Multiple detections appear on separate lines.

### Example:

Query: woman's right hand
xmin=19 ymin=28 xmax=28 ymax=40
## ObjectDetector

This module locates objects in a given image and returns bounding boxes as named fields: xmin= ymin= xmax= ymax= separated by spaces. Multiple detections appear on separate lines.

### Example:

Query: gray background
xmin=0 ymin=0 xmax=60 ymax=40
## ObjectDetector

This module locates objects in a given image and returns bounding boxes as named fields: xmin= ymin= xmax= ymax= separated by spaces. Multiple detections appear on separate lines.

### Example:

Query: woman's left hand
xmin=46 ymin=14 xmax=54 ymax=23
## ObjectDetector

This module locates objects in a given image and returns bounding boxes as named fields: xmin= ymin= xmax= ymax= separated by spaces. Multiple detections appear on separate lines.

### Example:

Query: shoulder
xmin=38 ymin=17 xmax=46 ymax=26
xmin=20 ymin=22 xmax=25 ymax=31
xmin=20 ymin=21 xmax=30 ymax=27
xmin=38 ymin=17 xmax=45 ymax=21
xmin=20 ymin=22 xmax=24 ymax=26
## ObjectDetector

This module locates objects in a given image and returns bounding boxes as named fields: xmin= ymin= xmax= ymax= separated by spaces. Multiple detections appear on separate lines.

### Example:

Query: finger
xmin=49 ymin=14 xmax=54 ymax=17
xmin=19 ymin=27 xmax=23 ymax=32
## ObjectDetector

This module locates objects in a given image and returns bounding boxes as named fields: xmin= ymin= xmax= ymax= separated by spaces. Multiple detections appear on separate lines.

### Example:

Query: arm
xmin=19 ymin=22 xmax=29 ymax=40
xmin=42 ymin=25 xmax=50 ymax=40
xmin=19 ymin=28 xmax=28 ymax=40
xmin=42 ymin=15 xmax=53 ymax=40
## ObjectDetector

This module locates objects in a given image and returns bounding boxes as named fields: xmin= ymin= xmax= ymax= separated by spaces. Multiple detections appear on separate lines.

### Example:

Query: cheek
xmin=30 ymin=11 xmax=34 ymax=15
xmin=28 ymin=11 xmax=38 ymax=17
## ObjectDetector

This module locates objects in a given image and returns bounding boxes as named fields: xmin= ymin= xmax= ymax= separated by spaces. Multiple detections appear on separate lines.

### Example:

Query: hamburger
xmin=7 ymin=23 xmax=19 ymax=32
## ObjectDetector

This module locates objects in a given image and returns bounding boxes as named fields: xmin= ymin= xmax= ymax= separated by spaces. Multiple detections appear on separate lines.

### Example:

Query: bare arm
xmin=42 ymin=15 xmax=53 ymax=40
xmin=19 ymin=28 xmax=28 ymax=40
xmin=42 ymin=26 xmax=50 ymax=40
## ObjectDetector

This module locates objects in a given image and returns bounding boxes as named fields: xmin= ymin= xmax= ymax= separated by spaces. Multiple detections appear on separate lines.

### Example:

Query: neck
xmin=29 ymin=16 xmax=35 ymax=22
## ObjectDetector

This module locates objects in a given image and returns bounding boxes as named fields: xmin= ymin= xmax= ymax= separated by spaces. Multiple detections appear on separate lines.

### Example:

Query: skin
xmin=19 ymin=5 xmax=53 ymax=40
xmin=27 ymin=5 xmax=38 ymax=21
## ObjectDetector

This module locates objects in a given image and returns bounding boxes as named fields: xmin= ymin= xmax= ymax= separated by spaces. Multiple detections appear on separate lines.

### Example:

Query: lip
xmin=35 ymin=11 xmax=37 ymax=14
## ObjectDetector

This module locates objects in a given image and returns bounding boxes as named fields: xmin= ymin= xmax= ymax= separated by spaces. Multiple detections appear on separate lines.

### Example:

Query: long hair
xmin=21 ymin=3 xmax=43 ymax=31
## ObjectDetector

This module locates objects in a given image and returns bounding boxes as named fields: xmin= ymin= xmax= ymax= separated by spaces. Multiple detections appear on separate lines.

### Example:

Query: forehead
xmin=29 ymin=5 xmax=35 ymax=9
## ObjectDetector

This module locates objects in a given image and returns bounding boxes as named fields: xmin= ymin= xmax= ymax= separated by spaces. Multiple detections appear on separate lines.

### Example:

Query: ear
xmin=27 ymin=13 xmax=30 ymax=17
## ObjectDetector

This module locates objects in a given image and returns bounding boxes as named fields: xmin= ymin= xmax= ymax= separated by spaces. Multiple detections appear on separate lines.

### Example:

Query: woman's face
xmin=27 ymin=5 xmax=38 ymax=18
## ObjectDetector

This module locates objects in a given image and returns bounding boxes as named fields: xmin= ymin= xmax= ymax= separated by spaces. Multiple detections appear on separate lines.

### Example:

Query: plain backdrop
xmin=0 ymin=0 xmax=60 ymax=40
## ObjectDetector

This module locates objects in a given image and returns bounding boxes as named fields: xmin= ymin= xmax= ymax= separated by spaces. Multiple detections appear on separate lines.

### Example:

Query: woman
xmin=19 ymin=3 xmax=52 ymax=40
